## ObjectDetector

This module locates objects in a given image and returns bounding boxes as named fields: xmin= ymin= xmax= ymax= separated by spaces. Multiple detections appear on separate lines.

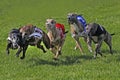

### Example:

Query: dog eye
xmin=17 ymin=38 xmax=19 ymax=41
xmin=51 ymin=21 xmax=54 ymax=24
xmin=24 ymin=33 xmax=28 ymax=35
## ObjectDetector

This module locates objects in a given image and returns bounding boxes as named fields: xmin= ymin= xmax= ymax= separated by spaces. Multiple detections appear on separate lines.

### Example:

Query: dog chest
xmin=71 ymin=23 xmax=80 ymax=33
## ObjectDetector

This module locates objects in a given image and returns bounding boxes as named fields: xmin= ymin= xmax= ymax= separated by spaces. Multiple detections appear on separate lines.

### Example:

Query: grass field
xmin=0 ymin=0 xmax=120 ymax=80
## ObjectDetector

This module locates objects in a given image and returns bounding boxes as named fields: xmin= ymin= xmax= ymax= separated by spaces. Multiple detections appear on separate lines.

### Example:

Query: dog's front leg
xmin=6 ymin=43 xmax=11 ymax=55
xmin=53 ymin=46 xmax=60 ymax=60
xmin=16 ymin=47 xmax=22 ymax=57
xmin=37 ymin=44 xmax=46 ymax=53
xmin=94 ymin=43 xmax=102 ymax=58
xmin=50 ymin=47 xmax=58 ymax=60
xmin=104 ymin=33 xmax=113 ymax=54
xmin=74 ymin=37 xmax=84 ymax=54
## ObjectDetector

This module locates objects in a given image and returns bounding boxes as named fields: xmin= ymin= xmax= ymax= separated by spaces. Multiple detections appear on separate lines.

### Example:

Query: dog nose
xmin=15 ymin=44 xmax=18 ymax=47
xmin=46 ymin=23 xmax=51 ymax=26
xmin=68 ymin=17 xmax=71 ymax=20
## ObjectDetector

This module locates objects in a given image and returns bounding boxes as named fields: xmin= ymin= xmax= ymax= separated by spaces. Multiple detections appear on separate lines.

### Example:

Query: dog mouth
xmin=12 ymin=43 xmax=19 ymax=49
xmin=68 ymin=17 xmax=77 ymax=24
xmin=12 ymin=46 xmax=18 ymax=49
xmin=68 ymin=19 xmax=73 ymax=24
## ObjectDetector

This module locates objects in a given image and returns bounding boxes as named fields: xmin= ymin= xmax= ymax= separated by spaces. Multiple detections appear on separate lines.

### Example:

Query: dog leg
xmin=74 ymin=43 xmax=79 ymax=50
xmin=74 ymin=37 xmax=84 ymax=54
xmin=6 ymin=43 xmax=11 ymax=55
xmin=50 ymin=47 xmax=57 ymax=55
xmin=94 ymin=42 xmax=103 ymax=58
xmin=20 ymin=45 xmax=28 ymax=59
xmin=86 ymin=37 xmax=93 ymax=53
xmin=37 ymin=43 xmax=46 ymax=53
xmin=54 ymin=51 xmax=59 ymax=60
xmin=16 ymin=47 xmax=22 ymax=57
xmin=50 ymin=47 xmax=58 ymax=60
xmin=104 ymin=35 xmax=113 ymax=54
xmin=94 ymin=43 xmax=99 ymax=58
xmin=58 ymin=40 xmax=65 ymax=55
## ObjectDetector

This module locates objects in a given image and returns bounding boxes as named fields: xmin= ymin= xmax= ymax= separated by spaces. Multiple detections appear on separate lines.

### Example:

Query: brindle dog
xmin=84 ymin=23 xmax=114 ymax=58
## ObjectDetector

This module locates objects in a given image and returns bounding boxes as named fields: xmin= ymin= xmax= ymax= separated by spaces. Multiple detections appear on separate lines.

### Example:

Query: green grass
xmin=0 ymin=0 xmax=120 ymax=80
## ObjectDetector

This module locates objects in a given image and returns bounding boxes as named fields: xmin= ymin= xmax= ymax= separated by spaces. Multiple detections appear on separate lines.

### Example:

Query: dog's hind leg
xmin=37 ymin=43 xmax=46 ymax=53
xmin=104 ymin=35 xmax=113 ymax=54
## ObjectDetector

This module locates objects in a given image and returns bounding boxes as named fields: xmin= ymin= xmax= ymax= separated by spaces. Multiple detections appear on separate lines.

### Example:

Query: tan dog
xmin=67 ymin=13 xmax=92 ymax=54
xmin=45 ymin=19 xmax=66 ymax=60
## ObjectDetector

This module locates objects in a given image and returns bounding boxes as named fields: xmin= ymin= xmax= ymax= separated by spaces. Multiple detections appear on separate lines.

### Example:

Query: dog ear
xmin=51 ymin=19 xmax=56 ymax=24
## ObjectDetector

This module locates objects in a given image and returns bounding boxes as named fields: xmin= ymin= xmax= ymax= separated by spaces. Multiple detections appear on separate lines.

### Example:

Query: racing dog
xmin=67 ymin=13 xmax=92 ymax=54
xmin=6 ymin=28 xmax=25 ymax=59
xmin=19 ymin=24 xmax=50 ymax=50
xmin=84 ymin=23 xmax=114 ymax=58
xmin=6 ymin=25 xmax=51 ymax=59
xmin=45 ymin=19 xmax=67 ymax=60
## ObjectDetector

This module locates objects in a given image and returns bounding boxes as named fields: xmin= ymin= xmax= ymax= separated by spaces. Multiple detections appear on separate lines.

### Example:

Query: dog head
xmin=19 ymin=24 xmax=35 ymax=40
xmin=67 ymin=13 xmax=79 ymax=24
xmin=7 ymin=29 xmax=21 ymax=49
xmin=45 ymin=19 xmax=56 ymax=31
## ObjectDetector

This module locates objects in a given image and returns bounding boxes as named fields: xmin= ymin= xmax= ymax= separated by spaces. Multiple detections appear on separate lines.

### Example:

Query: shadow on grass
xmin=102 ymin=49 xmax=118 ymax=54
xmin=116 ymin=56 xmax=120 ymax=62
xmin=27 ymin=55 xmax=93 ymax=67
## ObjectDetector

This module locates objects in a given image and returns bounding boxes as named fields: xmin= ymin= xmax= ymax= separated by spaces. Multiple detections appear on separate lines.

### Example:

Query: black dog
xmin=6 ymin=29 xmax=28 ymax=59
xmin=6 ymin=27 xmax=50 ymax=59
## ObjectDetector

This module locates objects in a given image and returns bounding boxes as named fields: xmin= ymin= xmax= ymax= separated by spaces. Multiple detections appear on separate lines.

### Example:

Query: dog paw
xmin=20 ymin=56 xmax=25 ymax=59
xmin=74 ymin=47 xmax=78 ymax=50
xmin=58 ymin=51 xmax=62 ymax=55
xmin=43 ymin=51 xmax=47 ymax=53
xmin=53 ymin=57 xmax=59 ymax=61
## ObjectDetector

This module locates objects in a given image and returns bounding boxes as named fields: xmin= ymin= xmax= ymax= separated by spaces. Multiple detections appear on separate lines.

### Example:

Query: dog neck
xmin=71 ymin=22 xmax=84 ymax=33
xmin=48 ymin=27 xmax=58 ymax=39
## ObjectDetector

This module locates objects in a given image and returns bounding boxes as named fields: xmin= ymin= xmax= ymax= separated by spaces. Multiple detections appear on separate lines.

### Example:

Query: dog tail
xmin=111 ymin=33 xmax=115 ymax=36
xmin=64 ymin=31 xmax=68 ymax=34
